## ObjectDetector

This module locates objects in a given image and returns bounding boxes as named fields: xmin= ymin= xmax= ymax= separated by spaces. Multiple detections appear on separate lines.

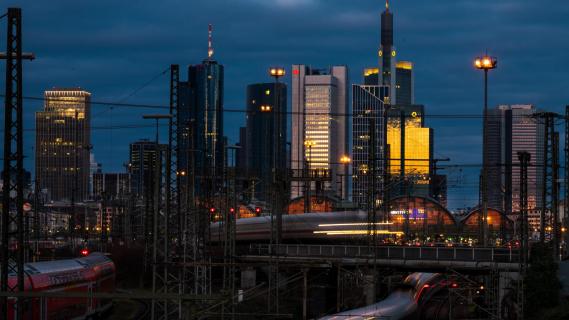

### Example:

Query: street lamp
xmin=339 ymin=155 xmax=351 ymax=201
xmin=304 ymin=140 xmax=316 ymax=169
xmin=269 ymin=67 xmax=286 ymax=78
xmin=303 ymin=140 xmax=316 ymax=213
xmin=474 ymin=54 xmax=497 ymax=247
xmin=268 ymin=67 xmax=286 ymax=244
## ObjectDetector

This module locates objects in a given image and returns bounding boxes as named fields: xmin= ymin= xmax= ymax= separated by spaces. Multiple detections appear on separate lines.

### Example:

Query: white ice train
xmin=319 ymin=273 xmax=442 ymax=320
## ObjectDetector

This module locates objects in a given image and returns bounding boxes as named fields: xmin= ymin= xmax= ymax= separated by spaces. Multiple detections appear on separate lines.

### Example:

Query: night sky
xmin=1 ymin=0 xmax=569 ymax=210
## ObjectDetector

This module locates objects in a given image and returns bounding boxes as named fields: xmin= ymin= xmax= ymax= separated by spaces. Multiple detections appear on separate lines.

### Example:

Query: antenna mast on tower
xmin=208 ymin=24 xmax=214 ymax=59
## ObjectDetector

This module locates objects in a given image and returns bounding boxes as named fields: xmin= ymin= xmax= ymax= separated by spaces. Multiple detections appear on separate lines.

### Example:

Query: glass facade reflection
xmin=386 ymin=105 xmax=433 ymax=198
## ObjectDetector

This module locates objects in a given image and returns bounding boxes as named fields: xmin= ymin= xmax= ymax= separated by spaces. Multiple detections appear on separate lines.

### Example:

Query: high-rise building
xmin=93 ymin=173 xmax=130 ymax=200
xmin=485 ymin=105 xmax=544 ymax=213
xmin=245 ymin=83 xmax=287 ymax=201
xmin=36 ymin=89 xmax=91 ymax=201
xmin=236 ymin=127 xmax=247 ymax=170
xmin=352 ymin=85 xmax=388 ymax=207
xmin=178 ymin=57 xmax=225 ymax=199
xmin=291 ymin=65 xmax=349 ymax=200
xmin=379 ymin=1 xmax=396 ymax=103
xmin=386 ymin=105 xmax=433 ymax=198
xmin=395 ymin=61 xmax=414 ymax=105
xmin=364 ymin=68 xmax=380 ymax=86
xmin=129 ymin=140 xmax=162 ymax=198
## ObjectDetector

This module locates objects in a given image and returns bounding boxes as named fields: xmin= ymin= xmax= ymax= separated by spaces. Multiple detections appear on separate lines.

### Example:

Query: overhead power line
xmin=7 ymin=94 xmax=569 ymax=120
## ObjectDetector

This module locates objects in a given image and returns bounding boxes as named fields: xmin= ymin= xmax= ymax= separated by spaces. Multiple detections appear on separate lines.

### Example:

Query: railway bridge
xmin=241 ymin=244 xmax=521 ymax=272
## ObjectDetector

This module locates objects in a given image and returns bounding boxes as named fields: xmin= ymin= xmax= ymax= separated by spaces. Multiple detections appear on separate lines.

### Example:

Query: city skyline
xmin=2 ymin=0 xmax=569 ymax=210
xmin=1 ymin=3 xmax=568 ymax=319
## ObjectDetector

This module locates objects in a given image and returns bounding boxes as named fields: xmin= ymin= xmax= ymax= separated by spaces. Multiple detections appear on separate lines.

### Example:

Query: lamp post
xmin=474 ymin=55 xmax=497 ymax=246
xmin=269 ymin=67 xmax=285 ymax=245
xmin=340 ymin=155 xmax=351 ymax=201
xmin=304 ymin=140 xmax=316 ymax=213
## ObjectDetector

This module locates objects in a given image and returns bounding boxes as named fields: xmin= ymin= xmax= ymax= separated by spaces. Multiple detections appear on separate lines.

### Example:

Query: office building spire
xmin=208 ymin=24 xmax=214 ymax=59
xmin=380 ymin=0 xmax=396 ymax=103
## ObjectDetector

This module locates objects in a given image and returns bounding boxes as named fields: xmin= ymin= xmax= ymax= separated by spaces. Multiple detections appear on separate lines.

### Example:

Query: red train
xmin=7 ymin=252 xmax=115 ymax=320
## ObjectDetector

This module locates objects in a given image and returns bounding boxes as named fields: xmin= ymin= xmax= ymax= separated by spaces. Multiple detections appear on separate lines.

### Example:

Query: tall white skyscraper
xmin=291 ymin=65 xmax=349 ymax=200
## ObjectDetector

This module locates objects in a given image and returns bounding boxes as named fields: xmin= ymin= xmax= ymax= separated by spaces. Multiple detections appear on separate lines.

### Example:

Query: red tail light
xmin=80 ymin=249 xmax=89 ymax=256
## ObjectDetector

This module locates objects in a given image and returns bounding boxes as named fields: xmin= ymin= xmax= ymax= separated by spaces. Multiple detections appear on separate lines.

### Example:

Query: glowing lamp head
xmin=260 ymin=105 xmax=272 ymax=112
xmin=304 ymin=140 xmax=315 ymax=148
xmin=80 ymin=249 xmax=89 ymax=256
xmin=269 ymin=67 xmax=286 ymax=78
xmin=474 ymin=55 xmax=497 ymax=70
xmin=340 ymin=155 xmax=351 ymax=164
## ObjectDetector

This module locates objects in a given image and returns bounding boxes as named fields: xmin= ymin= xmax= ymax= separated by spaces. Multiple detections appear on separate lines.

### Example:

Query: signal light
xmin=255 ymin=207 xmax=261 ymax=214
xmin=229 ymin=208 xmax=235 ymax=214
xmin=80 ymin=249 xmax=89 ymax=256
xmin=209 ymin=208 xmax=216 ymax=214
xmin=451 ymin=283 xmax=458 ymax=288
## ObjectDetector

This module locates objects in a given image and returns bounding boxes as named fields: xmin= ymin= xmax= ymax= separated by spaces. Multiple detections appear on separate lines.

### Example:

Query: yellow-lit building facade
xmin=387 ymin=105 xmax=433 ymax=197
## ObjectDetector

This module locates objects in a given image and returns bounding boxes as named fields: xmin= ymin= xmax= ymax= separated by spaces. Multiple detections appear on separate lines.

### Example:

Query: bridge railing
xmin=248 ymin=244 xmax=520 ymax=263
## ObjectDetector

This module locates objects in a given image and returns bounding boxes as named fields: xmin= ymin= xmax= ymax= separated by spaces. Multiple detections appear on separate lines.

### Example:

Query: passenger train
xmin=210 ymin=211 xmax=402 ymax=243
xmin=7 ymin=252 xmax=115 ymax=320
xmin=319 ymin=272 xmax=442 ymax=320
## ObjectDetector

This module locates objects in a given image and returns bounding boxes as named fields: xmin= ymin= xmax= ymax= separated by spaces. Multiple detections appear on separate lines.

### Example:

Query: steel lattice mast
xmin=150 ymin=65 xmax=182 ymax=319
xmin=1 ymin=8 xmax=34 ymax=320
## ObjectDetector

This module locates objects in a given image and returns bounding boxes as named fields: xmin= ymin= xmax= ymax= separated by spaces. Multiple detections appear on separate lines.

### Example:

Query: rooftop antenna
xmin=208 ymin=24 xmax=214 ymax=59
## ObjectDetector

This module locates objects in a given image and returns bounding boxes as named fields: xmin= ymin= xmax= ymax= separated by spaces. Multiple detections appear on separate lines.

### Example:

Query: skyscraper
xmin=178 ymin=33 xmax=225 ymax=199
xmin=36 ymin=89 xmax=91 ymax=201
xmin=129 ymin=140 xmax=161 ymax=198
xmin=291 ymin=65 xmax=349 ymax=200
xmin=379 ymin=0 xmax=396 ymax=103
xmin=395 ymin=61 xmax=414 ymax=105
xmin=485 ymin=105 xmax=544 ymax=213
xmin=236 ymin=127 xmax=247 ymax=170
xmin=245 ymin=83 xmax=287 ymax=201
xmin=93 ymin=173 xmax=130 ymax=200
xmin=352 ymin=85 xmax=387 ymax=207
xmin=386 ymin=105 xmax=433 ymax=198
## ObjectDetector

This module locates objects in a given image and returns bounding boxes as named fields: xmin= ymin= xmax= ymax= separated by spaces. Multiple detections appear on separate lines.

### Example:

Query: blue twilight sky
xmin=1 ymin=0 xmax=569 ymax=210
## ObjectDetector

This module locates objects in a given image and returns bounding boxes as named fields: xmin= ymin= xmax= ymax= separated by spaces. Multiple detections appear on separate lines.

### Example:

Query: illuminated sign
xmin=390 ymin=208 xmax=426 ymax=220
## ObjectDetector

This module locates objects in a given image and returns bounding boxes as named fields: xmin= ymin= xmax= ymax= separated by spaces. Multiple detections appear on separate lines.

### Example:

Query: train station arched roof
xmin=460 ymin=207 xmax=514 ymax=230
xmin=389 ymin=195 xmax=457 ymax=226
xmin=287 ymin=195 xmax=338 ymax=214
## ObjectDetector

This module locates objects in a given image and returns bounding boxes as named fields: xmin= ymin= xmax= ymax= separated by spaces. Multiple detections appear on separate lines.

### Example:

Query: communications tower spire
xmin=379 ymin=0 xmax=395 ymax=103
xmin=207 ymin=24 xmax=214 ymax=59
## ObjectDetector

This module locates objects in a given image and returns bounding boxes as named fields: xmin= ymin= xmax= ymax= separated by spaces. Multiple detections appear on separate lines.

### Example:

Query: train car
xmin=6 ymin=252 xmax=115 ymax=320
xmin=318 ymin=273 xmax=441 ymax=320
xmin=210 ymin=211 xmax=401 ymax=243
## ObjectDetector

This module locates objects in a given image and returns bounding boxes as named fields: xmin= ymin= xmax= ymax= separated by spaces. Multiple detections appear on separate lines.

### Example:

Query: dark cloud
xmin=1 ymin=0 xmax=568 ymax=209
